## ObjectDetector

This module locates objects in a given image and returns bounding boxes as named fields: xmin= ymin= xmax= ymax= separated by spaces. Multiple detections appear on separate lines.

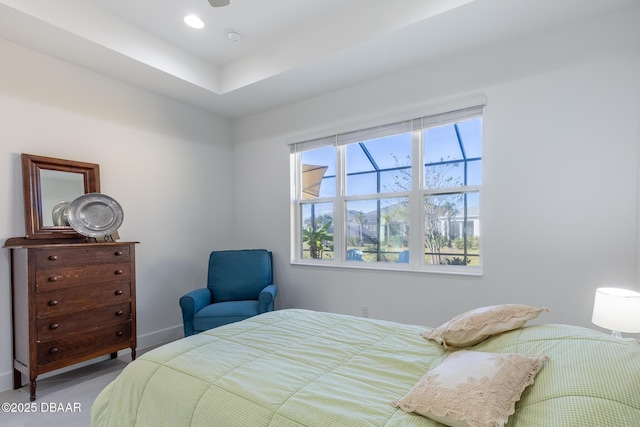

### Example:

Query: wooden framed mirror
xmin=22 ymin=153 xmax=100 ymax=239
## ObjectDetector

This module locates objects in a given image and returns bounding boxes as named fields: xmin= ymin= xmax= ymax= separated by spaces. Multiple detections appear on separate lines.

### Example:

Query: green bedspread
xmin=91 ymin=309 xmax=640 ymax=426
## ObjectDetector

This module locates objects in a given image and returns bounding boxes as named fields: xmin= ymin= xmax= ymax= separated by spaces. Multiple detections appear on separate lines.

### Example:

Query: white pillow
xmin=423 ymin=304 xmax=549 ymax=349
xmin=392 ymin=350 xmax=548 ymax=427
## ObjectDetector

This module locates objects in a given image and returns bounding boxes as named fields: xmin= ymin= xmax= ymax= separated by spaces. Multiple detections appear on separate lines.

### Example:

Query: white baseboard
xmin=137 ymin=324 xmax=184 ymax=350
xmin=0 ymin=324 xmax=184 ymax=394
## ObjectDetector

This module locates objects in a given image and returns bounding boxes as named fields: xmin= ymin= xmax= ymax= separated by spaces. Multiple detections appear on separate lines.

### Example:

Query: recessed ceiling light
xmin=227 ymin=29 xmax=242 ymax=42
xmin=184 ymin=14 xmax=205 ymax=29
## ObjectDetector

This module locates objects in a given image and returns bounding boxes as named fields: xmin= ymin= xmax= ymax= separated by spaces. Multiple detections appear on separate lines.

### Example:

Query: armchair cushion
xmin=193 ymin=300 xmax=259 ymax=331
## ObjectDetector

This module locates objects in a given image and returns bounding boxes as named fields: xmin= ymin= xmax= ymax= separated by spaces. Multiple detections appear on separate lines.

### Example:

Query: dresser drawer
xmin=36 ymin=282 xmax=131 ymax=317
xmin=37 ymin=323 xmax=132 ymax=366
xmin=34 ymin=245 xmax=131 ymax=268
xmin=35 ymin=263 xmax=131 ymax=290
xmin=37 ymin=303 xmax=131 ymax=341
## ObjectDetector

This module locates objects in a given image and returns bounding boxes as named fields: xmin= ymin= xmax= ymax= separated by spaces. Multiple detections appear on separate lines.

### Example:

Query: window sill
xmin=290 ymin=259 xmax=482 ymax=276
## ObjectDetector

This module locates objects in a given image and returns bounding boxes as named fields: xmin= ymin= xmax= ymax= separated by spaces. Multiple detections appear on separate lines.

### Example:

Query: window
xmin=290 ymin=104 xmax=483 ymax=273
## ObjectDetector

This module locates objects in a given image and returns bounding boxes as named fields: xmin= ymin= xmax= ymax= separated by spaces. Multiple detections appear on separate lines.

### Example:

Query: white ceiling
xmin=0 ymin=0 xmax=636 ymax=119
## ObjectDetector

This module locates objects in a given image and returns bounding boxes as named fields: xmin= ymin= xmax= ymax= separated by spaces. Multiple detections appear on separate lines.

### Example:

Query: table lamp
xmin=591 ymin=287 xmax=640 ymax=337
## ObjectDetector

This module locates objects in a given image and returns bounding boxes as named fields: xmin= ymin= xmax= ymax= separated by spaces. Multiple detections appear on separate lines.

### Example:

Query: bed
xmin=91 ymin=308 xmax=640 ymax=426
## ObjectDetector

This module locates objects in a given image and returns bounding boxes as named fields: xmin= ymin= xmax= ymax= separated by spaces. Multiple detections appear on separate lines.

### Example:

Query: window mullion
xmin=409 ymin=129 xmax=423 ymax=268
xmin=423 ymin=185 xmax=482 ymax=196
xmin=291 ymin=154 xmax=300 ymax=261
xmin=334 ymin=145 xmax=346 ymax=263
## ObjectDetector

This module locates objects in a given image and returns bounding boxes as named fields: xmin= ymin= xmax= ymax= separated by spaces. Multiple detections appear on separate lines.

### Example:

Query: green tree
xmin=353 ymin=211 xmax=365 ymax=246
xmin=386 ymin=153 xmax=463 ymax=263
xmin=303 ymin=221 xmax=333 ymax=259
xmin=381 ymin=212 xmax=392 ymax=245
xmin=424 ymin=195 xmax=460 ymax=264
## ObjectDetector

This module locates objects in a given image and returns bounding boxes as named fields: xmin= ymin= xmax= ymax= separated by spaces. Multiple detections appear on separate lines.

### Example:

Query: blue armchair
xmin=179 ymin=249 xmax=277 ymax=336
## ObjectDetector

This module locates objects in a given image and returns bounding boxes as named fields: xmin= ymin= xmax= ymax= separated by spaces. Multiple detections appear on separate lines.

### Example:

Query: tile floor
xmin=0 ymin=357 xmax=128 ymax=427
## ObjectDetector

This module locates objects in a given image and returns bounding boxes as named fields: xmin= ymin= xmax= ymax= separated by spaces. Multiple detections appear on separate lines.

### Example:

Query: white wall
xmin=233 ymin=6 xmax=640 ymax=328
xmin=0 ymin=39 xmax=234 ymax=391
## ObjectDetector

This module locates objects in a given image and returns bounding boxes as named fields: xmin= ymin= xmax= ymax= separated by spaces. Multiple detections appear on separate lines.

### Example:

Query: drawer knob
xmin=114 ymin=290 xmax=124 ymax=296
xmin=48 ymin=300 xmax=58 ymax=306
xmin=115 ymin=269 xmax=123 ymax=275
xmin=49 ymin=347 xmax=59 ymax=354
xmin=49 ymin=323 xmax=59 ymax=330
xmin=48 ymin=276 xmax=58 ymax=282
xmin=114 ymin=251 xmax=123 ymax=256
xmin=48 ymin=255 xmax=58 ymax=261
xmin=116 ymin=331 xmax=124 ymax=337
xmin=115 ymin=310 xmax=124 ymax=316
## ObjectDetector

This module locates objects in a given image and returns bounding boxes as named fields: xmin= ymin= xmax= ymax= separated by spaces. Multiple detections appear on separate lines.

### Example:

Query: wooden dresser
xmin=6 ymin=241 xmax=137 ymax=401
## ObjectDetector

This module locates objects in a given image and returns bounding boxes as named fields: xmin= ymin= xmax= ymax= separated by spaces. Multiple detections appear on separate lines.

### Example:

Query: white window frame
xmin=290 ymin=103 xmax=484 ymax=275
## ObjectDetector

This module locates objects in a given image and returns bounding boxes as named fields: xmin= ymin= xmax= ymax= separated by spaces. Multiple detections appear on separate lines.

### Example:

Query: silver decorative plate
xmin=52 ymin=201 xmax=70 ymax=226
xmin=67 ymin=193 xmax=124 ymax=237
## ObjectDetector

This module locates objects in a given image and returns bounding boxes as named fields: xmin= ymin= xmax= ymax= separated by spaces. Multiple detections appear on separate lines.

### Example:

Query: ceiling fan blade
xmin=208 ymin=0 xmax=230 ymax=7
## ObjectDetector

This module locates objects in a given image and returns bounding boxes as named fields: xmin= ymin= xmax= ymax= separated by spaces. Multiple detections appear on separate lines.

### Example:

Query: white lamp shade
xmin=592 ymin=287 xmax=640 ymax=333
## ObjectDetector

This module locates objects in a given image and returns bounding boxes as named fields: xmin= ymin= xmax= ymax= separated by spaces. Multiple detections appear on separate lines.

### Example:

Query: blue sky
xmin=300 ymin=118 xmax=482 ymax=204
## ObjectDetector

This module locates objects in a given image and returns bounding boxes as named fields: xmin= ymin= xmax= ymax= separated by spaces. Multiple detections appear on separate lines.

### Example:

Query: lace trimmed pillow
xmin=423 ymin=304 xmax=549 ymax=349
xmin=392 ymin=350 xmax=548 ymax=427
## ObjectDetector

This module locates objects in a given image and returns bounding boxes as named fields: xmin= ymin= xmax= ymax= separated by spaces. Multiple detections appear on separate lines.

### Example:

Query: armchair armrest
xmin=179 ymin=288 xmax=212 ymax=336
xmin=258 ymin=284 xmax=277 ymax=313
